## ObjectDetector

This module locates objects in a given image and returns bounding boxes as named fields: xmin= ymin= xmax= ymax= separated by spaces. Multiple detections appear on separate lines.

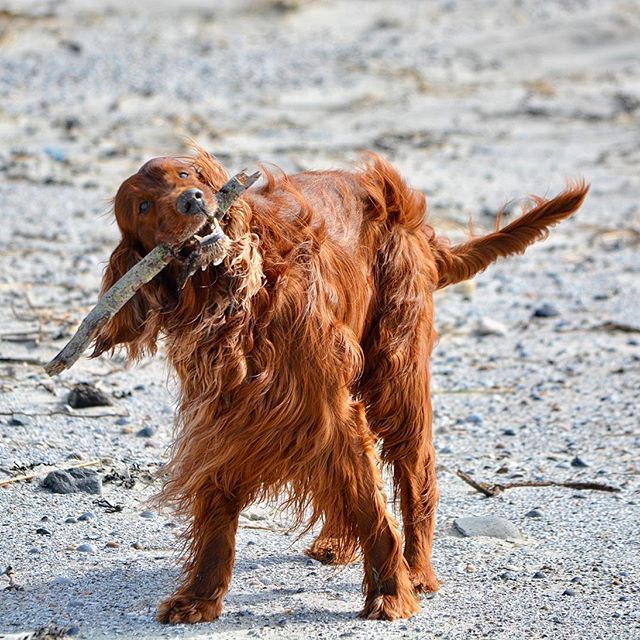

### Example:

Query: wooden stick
xmin=44 ymin=170 xmax=260 ymax=377
xmin=456 ymin=469 xmax=620 ymax=496
xmin=0 ymin=458 xmax=102 ymax=487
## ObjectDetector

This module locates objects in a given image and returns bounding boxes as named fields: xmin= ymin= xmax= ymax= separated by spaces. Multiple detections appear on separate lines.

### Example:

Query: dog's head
xmin=91 ymin=148 xmax=263 ymax=360
xmin=112 ymin=150 xmax=228 ymax=253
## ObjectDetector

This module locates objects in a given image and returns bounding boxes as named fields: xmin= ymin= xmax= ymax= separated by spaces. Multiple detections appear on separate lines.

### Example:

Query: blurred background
xmin=0 ymin=1 xmax=638 ymax=638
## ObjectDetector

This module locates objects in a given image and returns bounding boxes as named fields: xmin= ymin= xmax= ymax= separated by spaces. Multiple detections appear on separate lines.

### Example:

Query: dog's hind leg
xmin=305 ymin=518 xmax=358 ymax=565
xmin=359 ymin=230 xmax=440 ymax=594
xmin=310 ymin=398 xmax=418 ymax=620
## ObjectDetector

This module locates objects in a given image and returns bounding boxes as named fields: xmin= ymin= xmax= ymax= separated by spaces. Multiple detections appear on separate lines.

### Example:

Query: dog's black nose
xmin=176 ymin=189 xmax=205 ymax=215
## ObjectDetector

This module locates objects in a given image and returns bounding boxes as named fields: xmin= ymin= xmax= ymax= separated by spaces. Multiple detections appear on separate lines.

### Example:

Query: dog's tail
xmin=434 ymin=181 xmax=588 ymax=290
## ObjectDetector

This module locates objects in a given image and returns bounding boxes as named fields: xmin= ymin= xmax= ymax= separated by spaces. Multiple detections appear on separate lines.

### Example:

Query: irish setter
xmin=92 ymin=147 xmax=587 ymax=623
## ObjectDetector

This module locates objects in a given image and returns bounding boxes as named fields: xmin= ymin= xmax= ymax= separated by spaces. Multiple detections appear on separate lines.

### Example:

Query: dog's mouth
xmin=175 ymin=214 xmax=231 ymax=287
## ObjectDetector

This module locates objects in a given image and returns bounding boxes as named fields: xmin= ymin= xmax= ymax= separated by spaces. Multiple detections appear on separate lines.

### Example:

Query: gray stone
xmin=140 ymin=510 xmax=156 ymax=519
xmin=136 ymin=426 xmax=155 ymax=438
xmin=76 ymin=543 xmax=96 ymax=553
xmin=500 ymin=570 xmax=518 ymax=580
xmin=474 ymin=317 xmax=508 ymax=337
xmin=533 ymin=303 xmax=559 ymax=318
xmin=525 ymin=509 xmax=544 ymax=518
xmin=570 ymin=456 xmax=589 ymax=468
xmin=453 ymin=516 xmax=522 ymax=540
xmin=563 ymin=588 xmax=577 ymax=596
xmin=42 ymin=468 xmax=102 ymax=495
xmin=78 ymin=511 xmax=96 ymax=522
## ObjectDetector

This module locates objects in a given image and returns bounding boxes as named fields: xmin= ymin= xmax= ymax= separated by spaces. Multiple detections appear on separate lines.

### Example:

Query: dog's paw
xmin=305 ymin=537 xmax=357 ymax=565
xmin=157 ymin=593 xmax=222 ymax=624
xmin=358 ymin=591 xmax=420 ymax=621
xmin=409 ymin=569 xmax=440 ymax=594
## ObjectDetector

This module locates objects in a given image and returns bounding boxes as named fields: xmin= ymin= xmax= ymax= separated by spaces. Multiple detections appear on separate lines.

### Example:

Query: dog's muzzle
xmin=176 ymin=188 xmax=206 ymax=216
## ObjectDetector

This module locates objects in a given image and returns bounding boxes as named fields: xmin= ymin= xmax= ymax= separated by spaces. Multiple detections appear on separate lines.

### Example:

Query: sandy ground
xmin=0 ymin=0 xmax=639 ymax=638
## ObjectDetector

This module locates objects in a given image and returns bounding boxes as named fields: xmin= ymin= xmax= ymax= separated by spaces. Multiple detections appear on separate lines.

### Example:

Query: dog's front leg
xmin=157 ymin=490 xmax=241 ymax=624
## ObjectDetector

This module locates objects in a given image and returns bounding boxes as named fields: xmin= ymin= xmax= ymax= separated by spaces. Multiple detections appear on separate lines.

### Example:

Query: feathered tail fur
xmin=434 ymin=182 xmax=589 ymax=289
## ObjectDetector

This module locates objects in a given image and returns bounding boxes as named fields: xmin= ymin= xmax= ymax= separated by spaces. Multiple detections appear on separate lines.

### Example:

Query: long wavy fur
xmin=93 ymin=150 xmax=586 ymax=623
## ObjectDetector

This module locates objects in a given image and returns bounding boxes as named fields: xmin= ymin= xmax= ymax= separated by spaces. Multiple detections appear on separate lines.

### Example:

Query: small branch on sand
xmin=44 ymin=170 xmax=260 ymax=377
xmin=0 ymin=458 xmax=102 ymax=488
xmin=456 ymin=469 xmax=620 ymax=497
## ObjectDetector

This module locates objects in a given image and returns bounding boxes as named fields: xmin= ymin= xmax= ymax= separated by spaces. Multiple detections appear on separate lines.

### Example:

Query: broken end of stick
xmin=44 ymin=358 xmax=67 ymax=377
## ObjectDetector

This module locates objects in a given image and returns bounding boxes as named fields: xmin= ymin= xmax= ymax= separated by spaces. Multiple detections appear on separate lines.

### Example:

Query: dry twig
xmin=456 ymin=469 xmax=620 ymax=497
xmin=44 ymin=170 xmax=260 ymax=376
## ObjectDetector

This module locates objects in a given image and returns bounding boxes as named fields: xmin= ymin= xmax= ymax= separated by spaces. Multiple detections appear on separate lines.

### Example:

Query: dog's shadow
xmin=0 ymin=554 xmax=368 ymax=637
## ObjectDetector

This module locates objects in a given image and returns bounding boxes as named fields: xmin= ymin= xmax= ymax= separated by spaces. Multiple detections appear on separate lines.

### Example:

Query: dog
xmin=92 ymin=147 xmax=587 ymax=622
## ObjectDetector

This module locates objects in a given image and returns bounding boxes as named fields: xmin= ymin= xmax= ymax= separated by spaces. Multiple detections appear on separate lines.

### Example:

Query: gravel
xmin=0 ymin=1 xmax=639 ymax=639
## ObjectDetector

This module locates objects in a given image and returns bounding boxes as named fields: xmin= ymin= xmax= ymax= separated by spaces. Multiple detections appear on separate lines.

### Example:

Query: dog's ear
xmin=91 ymin=238 xmax=162 ymax=360
xmin=190 ymin=145 xmax=228 ymax=192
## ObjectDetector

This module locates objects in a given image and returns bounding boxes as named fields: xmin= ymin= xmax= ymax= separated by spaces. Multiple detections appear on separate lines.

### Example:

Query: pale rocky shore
xmin=0 ymin=1 xmax=639 ymax=638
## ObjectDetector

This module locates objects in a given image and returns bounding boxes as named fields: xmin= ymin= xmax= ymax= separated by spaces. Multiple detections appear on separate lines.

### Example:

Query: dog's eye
xmin=139 ymin=201 xmax=152 ymax=214
xmin=178 ymin=171 xmax=189 ymax=179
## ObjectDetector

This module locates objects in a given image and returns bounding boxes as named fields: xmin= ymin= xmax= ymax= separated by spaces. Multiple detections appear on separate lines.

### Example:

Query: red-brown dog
xmin=93 ymin=147 xmax=587 ymax=623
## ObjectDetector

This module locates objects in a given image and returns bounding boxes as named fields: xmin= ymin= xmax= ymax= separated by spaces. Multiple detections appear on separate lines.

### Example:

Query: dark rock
xmin=500 ymin=570 xmax=518 ymax=580
xmin=532 ymin=571 xmax=546 ymax=579
xmin=562 ymin=588 xmax=576 ymax=596
xmin=570 ymin=456 xmax=589 ymax=468
xmin=42 ymin=468 xmax=102 ymax=495
xmin=76 ymin=543 xmax=96 ymax=553
xmin=453 ymin=516 xmax=521 ymax=540
xmin=136 ymin=426 xmax=155 ymax=438
xmin=65 ymin=517 xmax=78 ymax=524
xmin=67 ymin=383 xmax=112 ymax=409
xmin=525 ymin=509 xmax=544 ymax=518
xmin=466 ymin=413 xmax=483 ymax=425
xmin=503 ymin=428 xmax=517 ymax=436
xmin=533 ymin=303 xmax=559 ymax=318
xmin=35 ymin=527 xmax=51 ymax=536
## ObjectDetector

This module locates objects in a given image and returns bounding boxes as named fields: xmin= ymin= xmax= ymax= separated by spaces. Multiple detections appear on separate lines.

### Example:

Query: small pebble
xmin=105 ymin=541 xmax=120 ymax=549
xmin=500 ymin=571 xmax=518 ymax=580
xmin=137 ymin=426 xmax=156 ymax=438
xmin=474 ymin=317 xmax=508 ymax=337
xmin=562 ymin=588 xmax=577 ymax=596
xmin=76 ymin=543 xmax=96 ymax=553
xmin=532 ymin=571 xmax=546 ymax=579
xmin=503 ymin=428 xmax=517 ymax=436
xmin=466 ymin=413 xmax=483 ymax=425
xmin=140 ymin=510 xmax=156 ymax=519
xmin=525 ymin=509 xmax=544 ymax=518
xmin=131 ymin=542 xmax=146 ymax=550
xmin=570 ymin=456 xmax=589 ymax=468
xmin=35 ymin=527 xmax=51 ymax=536
xmin=533 ymin=303 xmax=559 ymax=318
xmin=65 ymin=517 xmax=77 ymax=524
xmin=53 ymin=576 xmax=72 ymax=585
xmin=78 ymin=511 xmax=95 ymax=522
